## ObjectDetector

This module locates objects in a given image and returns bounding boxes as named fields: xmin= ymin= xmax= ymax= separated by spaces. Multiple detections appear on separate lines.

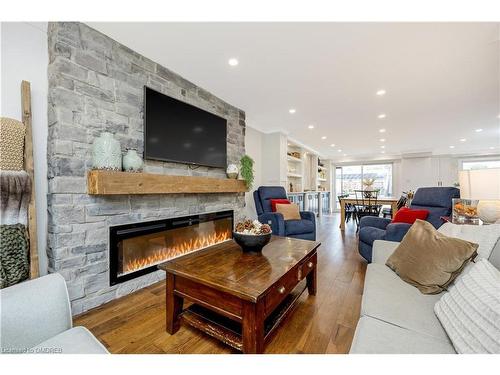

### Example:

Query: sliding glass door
xmin=334 ymin=163 xmax=393 ymax=209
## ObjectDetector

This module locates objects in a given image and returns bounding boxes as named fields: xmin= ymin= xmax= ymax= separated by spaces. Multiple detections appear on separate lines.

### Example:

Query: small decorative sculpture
xmin=226 ymin=164 xmax=239 ymax=179
xmin=123 ymin=149 xmax=143 ymax=173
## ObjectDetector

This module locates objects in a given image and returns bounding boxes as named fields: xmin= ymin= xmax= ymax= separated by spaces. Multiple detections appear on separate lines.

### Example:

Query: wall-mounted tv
xmin=144 ymin=86 xmax=227 ymax=168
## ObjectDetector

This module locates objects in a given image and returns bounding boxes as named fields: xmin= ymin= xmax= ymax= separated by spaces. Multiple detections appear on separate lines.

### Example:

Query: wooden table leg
xmin=391 ymin=201 xmax=398 ymax=218
xmin=242 ymin=301 xmax=265 ymax=354
xmin=166 ymin=273 xmax=183 ymax=334
xmin=307 ymin=265 xmax=317 ymax=295
xmin=340 ymin=199 xmax=346 ymax=230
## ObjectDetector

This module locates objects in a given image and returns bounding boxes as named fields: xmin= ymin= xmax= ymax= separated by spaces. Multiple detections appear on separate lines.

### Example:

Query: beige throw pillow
xmin=386 ymin=219 xmax=478 ymax=294
xmin=275 ymin=203 xmax=301 ymax=220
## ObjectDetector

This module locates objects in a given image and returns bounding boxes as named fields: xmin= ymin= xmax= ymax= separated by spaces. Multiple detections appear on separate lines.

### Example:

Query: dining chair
xmin=353 ymin=190 xmax=380 ymax=231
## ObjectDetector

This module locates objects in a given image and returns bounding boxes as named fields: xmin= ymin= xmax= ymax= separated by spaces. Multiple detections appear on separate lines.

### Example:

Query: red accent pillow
xmin=270 ymin=199 xmax=291 ymax=212
xmin=392 ymin=207 xmax=430 ymax=224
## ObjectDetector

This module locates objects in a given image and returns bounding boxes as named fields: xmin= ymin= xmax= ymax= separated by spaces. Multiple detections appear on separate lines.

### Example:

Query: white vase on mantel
xmin=123 ymin=149 xmax=143 ymax=173
xmin=226 ymin=164 xmax=239 ymax=179
xmin=91 ymin=132 xmax=122 ymax=171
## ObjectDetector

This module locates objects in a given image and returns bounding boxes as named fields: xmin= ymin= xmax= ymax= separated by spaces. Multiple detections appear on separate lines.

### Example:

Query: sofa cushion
xmin=386 ymin=220 xmax=478 ymax=294
xmin=276 ymin=203 xmax=301 ymax=220
xmin=359 ymin=226 xmax=386 ymax=246
xmin=285 ymin=219 xmax=314 ymax=235
xmin=349 ymin=316 xmax=455 ymax=354
xmin=434 ymin=259 xmax=500 ymax=354
xmin=32 ymin=326 xmax=108 ymax=354
xmin=392 ymin=207 xmax=429 ymax=224
xmin=270 ymin=198 xmax=290 ymax=212
xmin=372 ymin=240 xmax=399 ymax=265
xmin=361 ymin=263 xmax=449 ymax=341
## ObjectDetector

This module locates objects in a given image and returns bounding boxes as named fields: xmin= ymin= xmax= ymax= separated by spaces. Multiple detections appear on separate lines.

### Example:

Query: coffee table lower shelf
xmin=180 ymin=282 xmax=308 ymax=352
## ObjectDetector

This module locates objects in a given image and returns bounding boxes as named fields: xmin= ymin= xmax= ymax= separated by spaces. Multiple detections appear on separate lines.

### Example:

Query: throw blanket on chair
xmin=0 ymin=171 xmax=31 ymax=288
xmin=0 ymin=170 xmax=31 ymax=225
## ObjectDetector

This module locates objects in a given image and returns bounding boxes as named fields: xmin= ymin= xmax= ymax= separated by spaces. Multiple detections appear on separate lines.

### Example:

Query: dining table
xmin=339 ymin=196 xmax=399 ymax=230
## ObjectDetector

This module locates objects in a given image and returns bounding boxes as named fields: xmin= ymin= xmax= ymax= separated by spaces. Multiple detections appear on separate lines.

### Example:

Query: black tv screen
xmin=144 ymin=86 xmax=227 ymax=168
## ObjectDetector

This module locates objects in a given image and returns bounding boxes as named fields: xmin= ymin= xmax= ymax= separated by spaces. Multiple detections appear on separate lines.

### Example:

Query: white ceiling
xmin=89 ymin=22 xmax=500 ymax=160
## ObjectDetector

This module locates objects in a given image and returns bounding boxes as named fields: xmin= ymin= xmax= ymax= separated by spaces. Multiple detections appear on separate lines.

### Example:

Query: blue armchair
xmin=253 ymin=186 xmax=316 ymax=241
xmin=358 ymin=187 xmax=460 ymax=262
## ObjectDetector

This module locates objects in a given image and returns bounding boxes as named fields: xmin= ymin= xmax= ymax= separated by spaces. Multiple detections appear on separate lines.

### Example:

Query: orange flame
xmin=122 ymin=229 xmax=231 ymax=274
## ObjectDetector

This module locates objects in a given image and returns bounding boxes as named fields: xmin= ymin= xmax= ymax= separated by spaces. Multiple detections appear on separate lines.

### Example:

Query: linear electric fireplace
xmin=109 ymin=210 xmax=233 ymax=285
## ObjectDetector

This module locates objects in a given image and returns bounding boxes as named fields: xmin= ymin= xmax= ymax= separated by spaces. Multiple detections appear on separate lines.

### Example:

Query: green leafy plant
xmin=239 ymin=155 xmax=255 ymax=189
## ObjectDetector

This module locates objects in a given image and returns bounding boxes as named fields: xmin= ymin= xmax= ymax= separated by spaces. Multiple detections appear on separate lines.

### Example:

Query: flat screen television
xmin=144 ymin=86 xmax=227 ymax=168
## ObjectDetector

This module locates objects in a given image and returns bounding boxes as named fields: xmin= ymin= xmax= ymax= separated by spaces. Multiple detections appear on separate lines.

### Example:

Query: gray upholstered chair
xmin=0 ymin=273 xmax=108 ymax=354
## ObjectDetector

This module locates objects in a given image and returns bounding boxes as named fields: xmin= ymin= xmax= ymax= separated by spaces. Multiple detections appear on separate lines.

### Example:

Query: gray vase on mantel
xmin=122 ymin=149 xmax=143 ymax=173
xmin=91 ymin=132 xmax=122 ymax=171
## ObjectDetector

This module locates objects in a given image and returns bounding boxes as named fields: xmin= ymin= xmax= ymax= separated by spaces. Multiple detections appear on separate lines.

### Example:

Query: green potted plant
xmin=239 ymin=155 xmax=254 ymax=189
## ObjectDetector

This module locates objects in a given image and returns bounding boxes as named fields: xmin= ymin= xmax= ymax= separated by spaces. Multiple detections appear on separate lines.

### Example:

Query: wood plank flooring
xmin=74 ymin=214 xmax=366 ymax=354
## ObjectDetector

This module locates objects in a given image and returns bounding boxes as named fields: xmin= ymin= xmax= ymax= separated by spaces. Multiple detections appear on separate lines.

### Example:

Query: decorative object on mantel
xmin=239 ymin=155 xmax=254 ymax=189
xmin=122 ymin=149 xmax=143 ymax=173
xmin=0 ymin=117 xmax=26 ymax=171
xmin=91 ymin=132 xmax=122 ymax=171
xmin=226 ymin=163 xmax=239 ymax=179
xmin=87 ymin=170 xmax=248 ymax=195
xmin=233 ymin=219 xmax=272 ymax=252
xmin=459 ymin=169 xmax=500 ymax=224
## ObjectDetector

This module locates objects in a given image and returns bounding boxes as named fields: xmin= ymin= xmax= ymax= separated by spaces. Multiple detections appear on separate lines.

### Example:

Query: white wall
xmin=1 ymin=22 xmax=48 ymax=275
xmin=243 ymin=126 xmax=264 ymax=219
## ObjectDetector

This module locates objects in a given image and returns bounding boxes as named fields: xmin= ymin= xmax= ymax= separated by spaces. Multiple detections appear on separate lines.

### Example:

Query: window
xmin=462 ymin=159 xmax=500 ymax=170
xmin=334 ymin=163 xmax=393 ymax=208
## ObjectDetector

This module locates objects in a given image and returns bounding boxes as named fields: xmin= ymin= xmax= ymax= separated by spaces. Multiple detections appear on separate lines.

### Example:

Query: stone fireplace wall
xmin=47 ymin=22 xmax=246 ymax=315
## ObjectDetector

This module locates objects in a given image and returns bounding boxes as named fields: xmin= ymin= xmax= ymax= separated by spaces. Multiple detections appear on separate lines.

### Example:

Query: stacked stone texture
xmin=47 ymin=22 xmax=246 ymax=314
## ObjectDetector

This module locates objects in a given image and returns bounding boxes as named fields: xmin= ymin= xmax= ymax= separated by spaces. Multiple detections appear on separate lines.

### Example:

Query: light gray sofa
xmin=350 ymin=238 xmax=500 ymax=354
xmin=0 ymin=273 xmax=108 ymax=354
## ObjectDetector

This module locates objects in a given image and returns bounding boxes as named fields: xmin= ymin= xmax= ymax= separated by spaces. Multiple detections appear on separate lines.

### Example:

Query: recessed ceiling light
xmin=460 ymin=138 xmax=467 ymax=142
xmin=343 ymin=154 xmax=347 ymax=157
xmin=475 ymin=128 xmax=483 ymax=132
xmin=379 ymin=138 xmax=386 ymax=142
xmin=338 ymin=149 xmax=342 ymax=152
xmin=380 ymin=145 xmax=385 ymax=149
xmin=377 ymin=113 xmax=387 ymax=119
xmin=497 ymin=114 xmax=500 ymax=119
xmin=321 ymin=136 xmax=327 ymax=140
xmin=228 ymin=58 xmax=239 ymax=66
xmin=379 ymin=128 xmax=386 ymax=133
xmin=489 ymin=146 xmax=495 ymax=150
xmin=308 ymin=125 xmax=314 ymax=129
xmin=449 ymin=145 xmax=455 ymax=149
xmin=289 ymin=108 xmax=296 ymax=114
xmin=376 ymin=89 xmax=386 ymax=96
xmin=381 ymin=151 xmax=386 ymax=154
xmin=330 ymin=143 xmax=335 ymax=147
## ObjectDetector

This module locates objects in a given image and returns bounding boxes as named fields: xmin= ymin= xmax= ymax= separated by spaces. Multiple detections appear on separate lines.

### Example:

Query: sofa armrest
xmin=359 ymin=216 xmax=392 ymax=230
xmin=300 ymin=210 xmax=316 ymax=223
xmin=372 ymin=240 xmax=400 ymax=264
xmin=0 ymin=273 xmax=72 ymax=351
xmin=385 ymin=222 xmax=412 ymax=242
xmin=258 ymin=212 xmax=286 ymax=236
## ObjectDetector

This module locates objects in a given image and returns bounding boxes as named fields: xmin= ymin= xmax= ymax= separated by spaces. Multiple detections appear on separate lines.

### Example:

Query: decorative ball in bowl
xmin=233 ymin=219 xmax=272 ymax=253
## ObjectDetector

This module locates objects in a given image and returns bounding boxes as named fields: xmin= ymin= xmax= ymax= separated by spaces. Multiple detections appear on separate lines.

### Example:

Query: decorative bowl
xmin=232 ymin=232 xmax=272 ymax=253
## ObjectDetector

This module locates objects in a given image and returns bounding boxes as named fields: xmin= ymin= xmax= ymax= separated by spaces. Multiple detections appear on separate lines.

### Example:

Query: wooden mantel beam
xmin=87 ymin=170 xmax=248 ymax=195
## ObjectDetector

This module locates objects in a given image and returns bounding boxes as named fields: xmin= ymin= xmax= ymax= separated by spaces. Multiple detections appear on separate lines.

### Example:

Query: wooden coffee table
xmin=159 ymin=236 xmax=320 ymax=353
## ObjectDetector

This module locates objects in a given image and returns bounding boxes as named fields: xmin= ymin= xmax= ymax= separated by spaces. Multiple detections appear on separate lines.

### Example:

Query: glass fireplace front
xmin=109 ymin=210 xmax=233 ymax=285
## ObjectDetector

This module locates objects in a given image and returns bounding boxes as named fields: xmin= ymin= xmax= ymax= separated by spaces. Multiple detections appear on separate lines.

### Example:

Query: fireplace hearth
xmin=109 ymin=210 xmax=233 ymax=285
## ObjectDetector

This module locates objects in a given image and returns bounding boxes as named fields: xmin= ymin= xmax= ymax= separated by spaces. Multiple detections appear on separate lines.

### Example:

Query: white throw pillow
xmin=438 ymin=223 xmax=500 ymax=260
xmin=434 ymin=259 xmax=500 ymax=354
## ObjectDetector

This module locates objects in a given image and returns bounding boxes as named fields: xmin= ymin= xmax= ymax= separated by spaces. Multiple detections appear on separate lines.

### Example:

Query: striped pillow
xmin=434 ymin=259 xmax=500 ymax=353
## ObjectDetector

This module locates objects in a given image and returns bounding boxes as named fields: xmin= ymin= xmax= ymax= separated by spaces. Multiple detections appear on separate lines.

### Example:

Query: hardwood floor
xmin=74 ymin=214 xmax=366 ymax=354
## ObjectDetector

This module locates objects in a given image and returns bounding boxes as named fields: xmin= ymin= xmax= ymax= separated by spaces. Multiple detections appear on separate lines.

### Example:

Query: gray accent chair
xmin=0 ymin=273 xmax=108 ymax=354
